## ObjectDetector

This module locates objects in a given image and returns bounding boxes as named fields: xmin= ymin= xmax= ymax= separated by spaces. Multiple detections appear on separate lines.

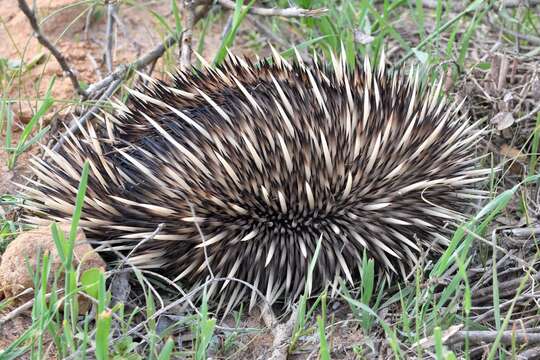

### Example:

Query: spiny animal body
xmin=22 ymin=50 xmax=487 ymax=312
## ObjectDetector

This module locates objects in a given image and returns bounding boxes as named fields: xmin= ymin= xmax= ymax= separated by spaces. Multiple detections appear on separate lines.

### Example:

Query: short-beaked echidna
xmin=21 ymin=50 xmax=487 ymax=311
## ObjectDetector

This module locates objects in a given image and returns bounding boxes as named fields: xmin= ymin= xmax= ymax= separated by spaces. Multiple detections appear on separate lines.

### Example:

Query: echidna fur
xmin=21 ymin=49 xmax=488 ymax=313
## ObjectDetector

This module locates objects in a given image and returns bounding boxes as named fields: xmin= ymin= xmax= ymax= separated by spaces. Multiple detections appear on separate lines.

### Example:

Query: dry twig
xmin=0 ymin=289 xmax=35 ymax=326
xmin=473 ymin=271 xmax=540 ymax=304
xmin=51 ymin=78 xmax=122 ymax=153
xmin=17 ymin=0 xmax=88 ymax=98
xmin=504 ymin=227 xmax=540 ymax=238
xmin=445 ymin=330 xmax=540 ymax=346
xmin=48 ymin=1 xmax=212 ymax=152
xmin=105 ymin=1 xmax=118 ymax=72
xmin=263 ymin=306 xmax=300 ymax=360
xmin=502 ymin=0 xmax=540 ymax=7
xmin=123 ymin=224 xmax=164 ymax=267
xmin=519 ymin=346 xmax=540 ymax=359
xmin=423 ymin=0 xmax=540 ymax=10
xmin=217 ymin=0 xmax=327 ymax=17
xmin=86 ymin=34 xmax=178 ymax=96
xmin=180 ymin=0 xmax=196 ymax=70
xmin=516 ymin=103 xmax=540 ymax=123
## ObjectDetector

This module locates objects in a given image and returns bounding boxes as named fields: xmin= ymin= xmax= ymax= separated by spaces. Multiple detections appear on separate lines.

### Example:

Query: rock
xmin=0 ymin=224 xmax=105 ymax=311
xmin=12 ymin=102 xmax=34 ymax=125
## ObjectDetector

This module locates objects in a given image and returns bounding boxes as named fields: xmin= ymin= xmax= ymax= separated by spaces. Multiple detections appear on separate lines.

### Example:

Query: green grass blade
xmin=158 ymin=338 xmax=175 ymax=360
xmin=317 ymin=314 xmax=330 ymax=360
xmin=67 ymin=160 xmax=90 ymax=264
xmin=95 ymin=310 xmax=112 ymax=360
xmin=9 ymin=77 xmax=55 ymax=169
xmin=213 ymin=0 xmax=255 ymax=65
xmin=529 ymin=113 xmax=540 ymax=174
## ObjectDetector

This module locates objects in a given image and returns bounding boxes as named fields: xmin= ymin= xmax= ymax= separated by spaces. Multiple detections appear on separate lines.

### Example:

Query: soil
xmin=0 ymin=0 xmax=232 ymax=126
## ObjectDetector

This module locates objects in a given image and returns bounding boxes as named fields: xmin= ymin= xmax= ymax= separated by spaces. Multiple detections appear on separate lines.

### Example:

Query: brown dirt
xmin=0 ymin=0 xmax=230 ymax=126
xmin=1 ymin=0 xmax=165 ymax=124
xmin=0 ymin=315 xmax=35 ymax=356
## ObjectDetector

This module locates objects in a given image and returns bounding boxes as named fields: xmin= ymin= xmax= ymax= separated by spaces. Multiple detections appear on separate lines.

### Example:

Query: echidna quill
xmin=21 ymin=49 xmax=487 ymax=312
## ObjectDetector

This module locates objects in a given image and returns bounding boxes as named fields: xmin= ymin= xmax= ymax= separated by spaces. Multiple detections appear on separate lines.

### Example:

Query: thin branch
xmin=84 ymin=3 xmax=96 ymax=41
xmin=502 ymin=0 xmax=540 ymax=7
xmin=112 ymin=11 xmax=144 ymax=56
xmin=51 ymin=78 xmax=122 ymax=153
xmin=516 ymin=102 xmax=540 ymax=123
xmin=445 ymin=330 xmax=540 ymax=346
xmin=519 ymin=346 xmax=540 ymax=359
xmin=188 ymin=203 xmax=214 ymax=279
xmin=180 ymin=0 xmax=196 ymax=70
xmin=490 ymin=22 xmax=540 ymax=46
xmin=472 ymin=270 xmax=540 ymax=303
xmin=217 ymin=0 xmax=327 ymax=17
xmin=17 ymin=0 xmax=88 ymax=98
xmin=86 ymin=53 xmax=103 ymax=80
xmin=0 ymin=288 xmax=35 ymax=326
xmin=122 ymin=224 xmax=164 ymax=267
xmin=220 ymin=13 xmax=234 ymax=41
xmin=105 ymin=1 xmax=118 ymax=72
xmin=85 ymin=34 xmax=178 ymax=96
xmin=504 ymin=227 xmax=540 ymax=237
xmin=266 ymin=306 xmax=299 ymax=360
xmin=422 ymin=0 xmax=540 ymax=10
xmin=194 ymin=0 xmax=213 ymax=23
xmin=48 ymin=2 xmax=211 ymax=152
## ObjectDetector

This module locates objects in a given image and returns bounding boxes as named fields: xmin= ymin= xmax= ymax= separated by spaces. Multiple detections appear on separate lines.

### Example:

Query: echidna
xmin=21 ymin=50 xmax=487 ymax=312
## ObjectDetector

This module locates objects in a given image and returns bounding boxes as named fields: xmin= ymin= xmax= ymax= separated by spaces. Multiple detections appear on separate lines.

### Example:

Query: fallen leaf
xmin=413 ymin=324 xmax=463 ymax=348
xmin=491 ymin=111 xmax=515 ymax=130
xmin=354 ymin=30 xmax=374 ymax=45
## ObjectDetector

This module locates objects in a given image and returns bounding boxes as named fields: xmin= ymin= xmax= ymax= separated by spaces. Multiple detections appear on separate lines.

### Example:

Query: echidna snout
xmin=22 ymin=50 xmax=487 ymax=311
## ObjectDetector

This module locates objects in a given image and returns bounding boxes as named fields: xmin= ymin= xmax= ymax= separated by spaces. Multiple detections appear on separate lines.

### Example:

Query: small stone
xmin=0 ymin=224 xmax=105 ymax=312
xmin=12 ymin=102 xmax=34 ymax=125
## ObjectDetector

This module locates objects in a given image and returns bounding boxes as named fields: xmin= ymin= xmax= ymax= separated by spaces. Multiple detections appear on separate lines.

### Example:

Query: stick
xmin=180 ymin=0 xmax=196 ymax=70
xmin=51 ymin=78 xmax=122 ymax=153
xmin=516 ymin=103 xmax=540 ymax=123
xmin=122 ymin=224 xmax=164 ymax=267
xmin=423 ymin=0 xmax=540 ymax=10
xmin=0 ymin=289 xmax=35 ymax=326
xmin=445 ymin=330 xmax=540 ymax=346
xmin=85 ymin=34 xmax=178 ymax=96
xmin=500 ymin=27 xmax=540 ymax=46
xmin=49 ymin=1 xmax=212 ymax=152
xmin=17 ymin=0 xmax=88 ymax=98
xmin=265 ymin=306 xmax=299 ymax=360
xmin=502 ymin=0 xmax=540 ymax=7
xmin=217 ymin=0 xmax=327 ymax=17
xmin=105 ymin=1 xmax=117 ymax=72
xmin=519 ymin=346 xmax=540 ymax=359
xmin=503 ymin=227 xmax=540 ymax=237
